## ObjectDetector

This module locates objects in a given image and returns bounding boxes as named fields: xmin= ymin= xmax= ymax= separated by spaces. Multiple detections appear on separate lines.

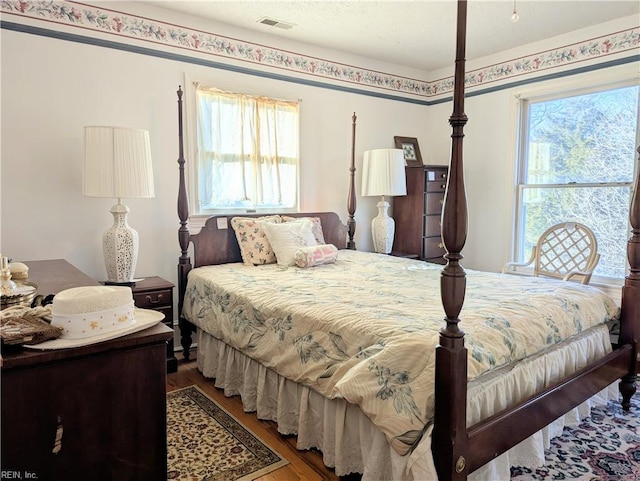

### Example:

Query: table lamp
xmin=83 ymin=126 xmax=155 ymax=284
xmin=361 ymin=148 xmax=407 ymax=254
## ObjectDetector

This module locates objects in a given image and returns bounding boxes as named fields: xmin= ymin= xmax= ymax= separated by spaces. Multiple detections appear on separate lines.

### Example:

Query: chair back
xmin=534 ymin=222 xmax=599 ymax=284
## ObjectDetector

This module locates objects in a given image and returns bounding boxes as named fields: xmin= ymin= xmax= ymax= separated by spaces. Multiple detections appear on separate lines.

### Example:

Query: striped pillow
xmin=294 ymin=244 xmax=339 ymax=268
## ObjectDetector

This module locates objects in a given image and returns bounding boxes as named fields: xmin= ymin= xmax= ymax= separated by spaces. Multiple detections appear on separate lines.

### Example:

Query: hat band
xmin=52 ymin=302 xmax=135 ymax=339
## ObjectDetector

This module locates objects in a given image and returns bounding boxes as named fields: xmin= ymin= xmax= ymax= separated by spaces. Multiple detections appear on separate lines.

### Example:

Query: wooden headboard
xmin=189 ymin=212 xmax=348 ymax=268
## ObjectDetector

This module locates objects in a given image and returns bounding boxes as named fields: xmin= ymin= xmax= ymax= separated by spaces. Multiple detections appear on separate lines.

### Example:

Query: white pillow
xmin=281 ymin=215 xmax=326 ymax=244
xmin=262 ymin=218 xmax=318 ymax=266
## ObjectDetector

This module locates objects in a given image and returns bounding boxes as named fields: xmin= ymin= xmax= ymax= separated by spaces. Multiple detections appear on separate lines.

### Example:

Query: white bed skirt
xmin=195 ymin=325 xmax=617 ymax=480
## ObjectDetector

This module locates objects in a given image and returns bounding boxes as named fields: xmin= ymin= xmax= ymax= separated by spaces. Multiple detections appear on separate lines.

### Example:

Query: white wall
xmin=1 ymin=2 xmax=637 ymax=300
xmin=0 ymin=18 xmax=428 ymax=288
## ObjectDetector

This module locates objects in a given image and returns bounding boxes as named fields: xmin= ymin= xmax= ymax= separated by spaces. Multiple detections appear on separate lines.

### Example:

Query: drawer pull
xmin=441 ymin=173 xmax=446 ymax=178
xmin=438 ymin=242 xmax=444 ymax=249
xmin=440 ymin=184 xmax=446 ymax=189
xmin=439 ymin=199 xmax=444 ymax=205
xmin=146 ymin=294 xmax=163 ymax=305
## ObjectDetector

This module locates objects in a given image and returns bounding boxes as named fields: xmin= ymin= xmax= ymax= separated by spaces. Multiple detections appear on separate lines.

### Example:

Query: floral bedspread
xmin=182 ymin=250 xmax=619 ymax=455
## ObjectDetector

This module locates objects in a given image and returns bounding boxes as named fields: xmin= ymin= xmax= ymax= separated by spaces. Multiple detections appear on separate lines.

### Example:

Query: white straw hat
xmin=26 ymin=285 xmax=164 ymax=349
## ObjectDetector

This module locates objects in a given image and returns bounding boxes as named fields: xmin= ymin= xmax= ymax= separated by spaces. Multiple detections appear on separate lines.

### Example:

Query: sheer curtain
xmin=195 ymin=85 xmax=299 ymax=211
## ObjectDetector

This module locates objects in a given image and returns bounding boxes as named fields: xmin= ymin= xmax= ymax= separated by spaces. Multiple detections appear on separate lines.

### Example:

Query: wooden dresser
xmin=393 ymin=165 xmax=449 ymax=263
xmin=1 ymin=259 xmax=173 ymax=480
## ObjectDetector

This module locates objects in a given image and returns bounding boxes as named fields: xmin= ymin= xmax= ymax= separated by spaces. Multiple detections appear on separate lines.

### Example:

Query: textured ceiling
xmin=145 ymin=0 xmax=640 ymax=71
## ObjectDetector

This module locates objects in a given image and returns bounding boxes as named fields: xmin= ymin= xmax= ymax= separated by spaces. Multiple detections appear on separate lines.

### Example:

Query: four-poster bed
xmin=175 ymin=1 xmax=639 ymax=479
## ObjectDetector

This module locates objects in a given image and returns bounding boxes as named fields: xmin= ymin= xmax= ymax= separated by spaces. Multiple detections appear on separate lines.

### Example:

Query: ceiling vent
xmin=258 ymin=17 xmax=295 ymax=30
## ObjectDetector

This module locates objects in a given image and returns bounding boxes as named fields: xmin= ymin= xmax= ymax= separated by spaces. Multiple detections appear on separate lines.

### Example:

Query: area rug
xmin=511 ymin=393 xmax=640 ymax=480
xmin=167 ymin=386 xmax=289 ymax=481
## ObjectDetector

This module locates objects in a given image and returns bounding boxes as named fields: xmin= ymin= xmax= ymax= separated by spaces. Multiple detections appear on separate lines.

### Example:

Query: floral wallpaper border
xmin=1 ymin=0 xmax=638 ymax=99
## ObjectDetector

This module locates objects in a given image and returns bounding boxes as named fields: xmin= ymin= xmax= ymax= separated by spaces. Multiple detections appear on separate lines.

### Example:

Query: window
xmin=515 ymin=82 xmax=639 ymax=281
xmin=194 ymin=84 xmax=299 ymax=213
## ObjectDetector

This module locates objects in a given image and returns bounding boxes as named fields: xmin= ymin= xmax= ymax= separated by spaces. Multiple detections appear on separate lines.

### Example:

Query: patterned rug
xmin=511 ymin=393 xmax=640 ymax=480
xmin=167 ymin=386 xmax=289 ymax=481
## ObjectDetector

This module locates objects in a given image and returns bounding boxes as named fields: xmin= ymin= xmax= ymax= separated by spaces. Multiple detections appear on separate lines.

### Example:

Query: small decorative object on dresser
xmin=394 ymin=136 xmax=423 ymax=167
xmin=393 ymin=165 xmax=449 ymax=263
xmin=0 ymin=255 xmax=17 ymax=295
xmin=131 ymin=276 xmax=177 ymax=373
xmin=0 ymin=256 xmax=37 ymax=309
xmin=8 ymin=261 xmax=29 ymax=281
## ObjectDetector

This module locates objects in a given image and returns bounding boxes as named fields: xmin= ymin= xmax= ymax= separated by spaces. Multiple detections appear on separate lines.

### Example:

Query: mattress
xmin=182 ymin=250 xmax=619 ymax=457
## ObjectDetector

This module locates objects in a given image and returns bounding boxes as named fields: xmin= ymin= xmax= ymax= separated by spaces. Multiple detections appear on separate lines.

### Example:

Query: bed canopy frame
xmin=176 ymin=1 xmax=639 ymax=478
xmin=431 ymin=3 xmax=638 ymax=479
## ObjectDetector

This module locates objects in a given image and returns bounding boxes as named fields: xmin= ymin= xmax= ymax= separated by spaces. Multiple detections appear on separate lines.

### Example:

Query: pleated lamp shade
xmin=83 ymin=126 xmax=155 ymax=199
xmin=361 ymin=149 xmax=407 ymax=198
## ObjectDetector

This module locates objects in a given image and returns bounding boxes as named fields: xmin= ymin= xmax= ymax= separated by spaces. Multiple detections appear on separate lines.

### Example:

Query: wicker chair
xmin=502 ymin=222 xmax=600 ymax=285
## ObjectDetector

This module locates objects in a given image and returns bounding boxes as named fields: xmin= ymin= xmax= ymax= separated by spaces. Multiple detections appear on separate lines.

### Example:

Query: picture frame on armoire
xmin=394 ymin=136 xmax=423 ymax=167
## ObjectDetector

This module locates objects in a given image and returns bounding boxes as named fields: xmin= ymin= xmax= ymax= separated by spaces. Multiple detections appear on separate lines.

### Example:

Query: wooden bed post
xmin=347 ymin=112 xmax=357 ymax=249
xmin=176 ymin=85 xmax=194 ymax=361
xmin=432 ymin=1 xmax=469 ymax=480
xmin=619 ymin=145 xmax=640 ymax=409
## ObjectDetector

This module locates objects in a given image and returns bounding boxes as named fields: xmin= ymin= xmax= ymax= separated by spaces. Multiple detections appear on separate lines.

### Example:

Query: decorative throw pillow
xmin=281 ymin=216 xmax=326 ymax=245
xmin=230 ymin=215 xmax=282 ymax=265
xmin=262 ymin=218 xmax=318 ymax=267
xmin=294 ymin=244 xmax=339 ymax=268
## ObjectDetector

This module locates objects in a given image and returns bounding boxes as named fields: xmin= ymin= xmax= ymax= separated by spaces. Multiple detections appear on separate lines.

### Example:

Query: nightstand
xmin=131 ymin=276 xmax=177 ymax=373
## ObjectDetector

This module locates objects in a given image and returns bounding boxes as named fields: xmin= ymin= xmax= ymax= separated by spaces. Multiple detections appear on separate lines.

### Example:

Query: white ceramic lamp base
xmin=371 ymin=199 xmax=395 ymax=254
xmin=103 ymin=203 xmax=139 ymax=284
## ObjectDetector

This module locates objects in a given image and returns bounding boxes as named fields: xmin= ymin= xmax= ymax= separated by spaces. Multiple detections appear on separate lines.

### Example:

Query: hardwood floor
xmin=166 ymin=351 xmax=362 ymax=481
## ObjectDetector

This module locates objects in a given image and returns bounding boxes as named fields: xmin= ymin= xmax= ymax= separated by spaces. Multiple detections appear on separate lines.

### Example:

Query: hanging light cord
xmin=511 ymin=0 xmax=520 ymax=22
